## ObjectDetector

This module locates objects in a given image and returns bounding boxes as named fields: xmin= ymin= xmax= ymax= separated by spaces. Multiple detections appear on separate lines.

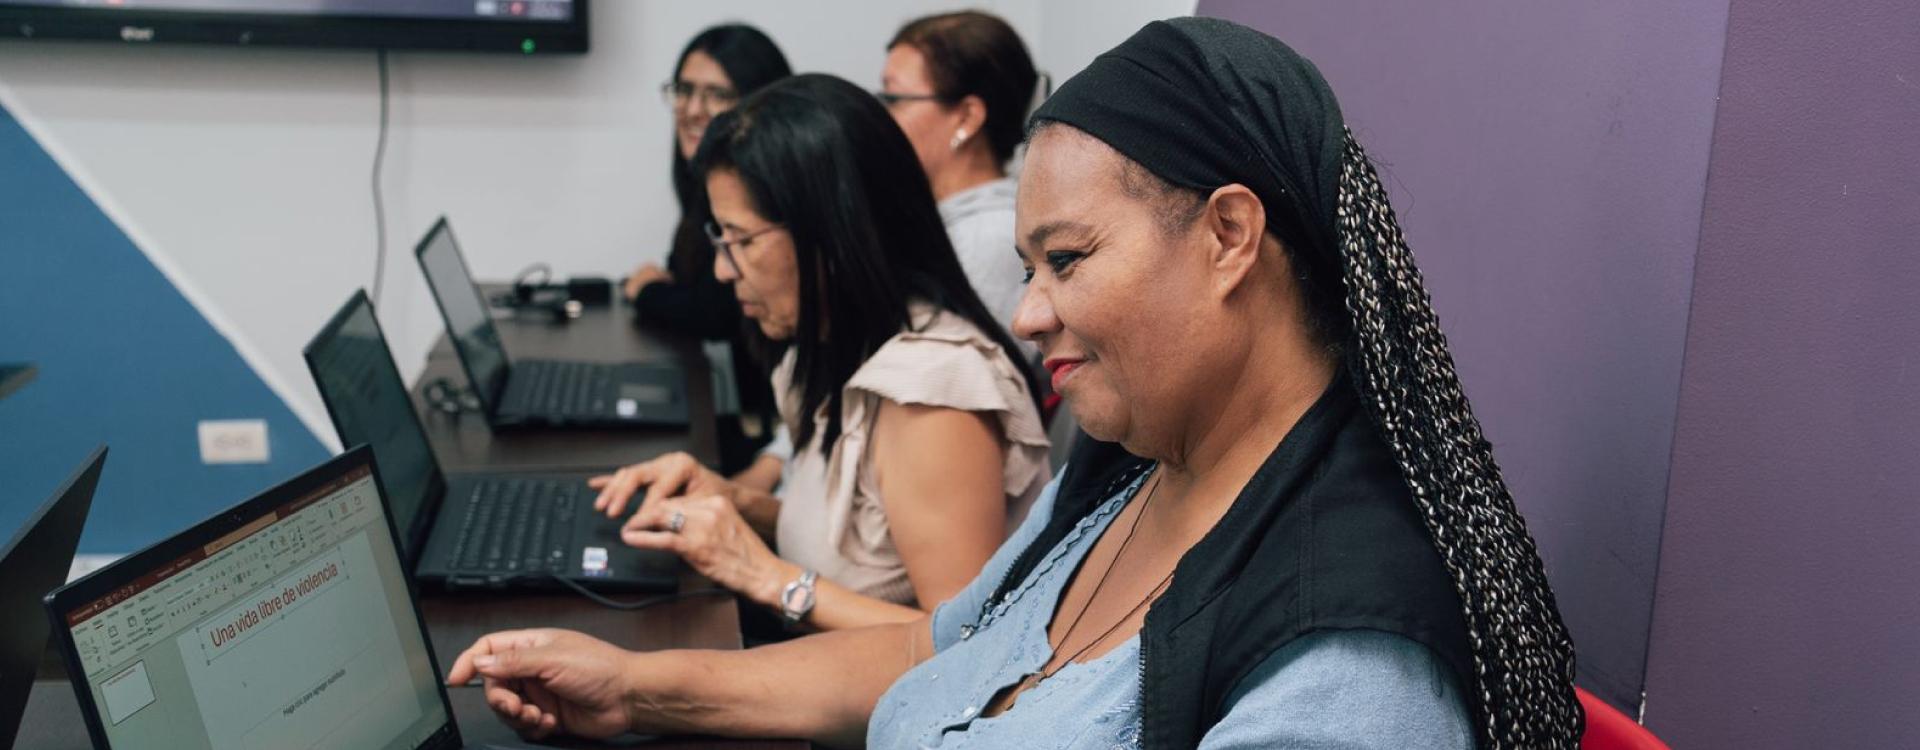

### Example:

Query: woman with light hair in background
xmin=878 ymin=10 xmax=1040 ymax=339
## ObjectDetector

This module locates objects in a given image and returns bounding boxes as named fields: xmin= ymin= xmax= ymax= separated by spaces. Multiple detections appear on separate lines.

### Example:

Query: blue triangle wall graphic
xmin=0 ymin=100 xmax=329 ymax=554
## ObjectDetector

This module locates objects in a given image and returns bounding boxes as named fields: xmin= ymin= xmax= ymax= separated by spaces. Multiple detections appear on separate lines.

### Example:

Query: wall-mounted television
xmin=0 ymin=0 xmax=588 ymax=54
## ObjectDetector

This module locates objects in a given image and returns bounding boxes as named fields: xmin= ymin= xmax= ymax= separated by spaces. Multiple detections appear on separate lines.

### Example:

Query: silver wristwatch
xmin=779 ymin=569 xmax=818 ymax=627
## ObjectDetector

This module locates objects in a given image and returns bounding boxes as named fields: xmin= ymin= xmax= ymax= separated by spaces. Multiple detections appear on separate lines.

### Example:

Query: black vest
xmin=983 ymin=376 xmax=1478 ymax=748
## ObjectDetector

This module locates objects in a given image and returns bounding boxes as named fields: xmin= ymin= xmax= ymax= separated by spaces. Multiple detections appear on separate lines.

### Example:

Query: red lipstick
xmin=1044 ymin=357 xmax=1086 ymax=390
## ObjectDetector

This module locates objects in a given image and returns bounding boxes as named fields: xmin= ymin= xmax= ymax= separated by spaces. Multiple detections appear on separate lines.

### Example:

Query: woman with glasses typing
xmin=592 ymin=74 xmax=1051 ymax=633
xmin=726 ymin=12 xmax=1050 ymax=523
xmin=623 ymin=24 xmax=791 ymax=476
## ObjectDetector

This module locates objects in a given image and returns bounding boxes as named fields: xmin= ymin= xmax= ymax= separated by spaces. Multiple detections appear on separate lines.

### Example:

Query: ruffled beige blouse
xmin=771 ymin=304 xmax=1051 ymax=606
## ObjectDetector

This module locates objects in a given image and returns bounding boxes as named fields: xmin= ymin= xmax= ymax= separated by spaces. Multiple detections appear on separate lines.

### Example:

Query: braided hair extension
xmin=1335 ymin=128 xmax=1582 ymax=747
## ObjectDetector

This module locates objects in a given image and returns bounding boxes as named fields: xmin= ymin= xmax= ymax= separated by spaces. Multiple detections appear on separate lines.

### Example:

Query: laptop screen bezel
xmin=412 ymin=216 xmax=512 ymax=415
xmin=302 ymin=289 xmax=450 ymax=569
xmin=41 ymin=446 xmax=465 ymax=750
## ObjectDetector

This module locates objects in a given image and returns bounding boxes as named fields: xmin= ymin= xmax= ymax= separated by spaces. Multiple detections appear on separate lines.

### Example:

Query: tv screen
xmin=0 ymin=0 xmax=588 ymax=54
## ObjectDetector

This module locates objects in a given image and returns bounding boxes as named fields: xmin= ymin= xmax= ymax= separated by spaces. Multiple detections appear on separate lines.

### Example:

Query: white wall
xmin=0 ymin=0 xmax=1192 ymax=446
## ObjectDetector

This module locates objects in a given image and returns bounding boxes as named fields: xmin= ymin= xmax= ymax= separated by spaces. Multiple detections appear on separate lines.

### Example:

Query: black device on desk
xmin=304 ymin=291 xmax=678 ymax=593
xmin=44 ymin=447 xmax=546 ymax=750
xmin=497 ymin=264 xmax=614 ymax=315
xmin=0 ymin=447 xmax=105 ymax=749
xmin=414 ymin=217 xmax=690 ymax=429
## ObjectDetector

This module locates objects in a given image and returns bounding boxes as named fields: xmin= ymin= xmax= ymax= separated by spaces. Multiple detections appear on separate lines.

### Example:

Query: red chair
xmin=1578 ymin=687 xmax=1670 ymax=750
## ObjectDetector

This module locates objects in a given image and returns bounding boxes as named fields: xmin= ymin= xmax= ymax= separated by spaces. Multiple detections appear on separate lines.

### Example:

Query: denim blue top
xmin=867 ymin=469 xmax=1475 ymax=748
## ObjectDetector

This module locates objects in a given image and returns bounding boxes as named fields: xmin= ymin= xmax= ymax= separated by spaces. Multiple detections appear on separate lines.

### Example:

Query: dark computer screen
xmin=2 ymin=1 xmax=573 ymax=22
xmin=0 ymin=0 xmax=586 ymax=53
xmin=1 ymin=448 xmax=103 ymax=748
xmin=306 ymin=297 xmax=439 ymax=548
xmin=415 ymin=222 xmax=510 ymax=413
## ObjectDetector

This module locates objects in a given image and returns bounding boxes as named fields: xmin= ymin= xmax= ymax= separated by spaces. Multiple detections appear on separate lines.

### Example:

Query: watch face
xmin=781 ymin=576 xmax=817 ymax=621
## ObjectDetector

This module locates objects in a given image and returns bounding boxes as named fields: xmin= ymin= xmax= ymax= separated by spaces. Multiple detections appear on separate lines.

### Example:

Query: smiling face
xmin=1013 ymin=126 xmax=1238 ymax=453
xmin=673 ymin=50 xmax=736 ymax=161
xmin=706 ymin=168 xmax=801 ymax=340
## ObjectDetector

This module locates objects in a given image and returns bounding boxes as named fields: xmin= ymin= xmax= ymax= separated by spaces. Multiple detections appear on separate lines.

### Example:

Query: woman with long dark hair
xmin=738 ymin=13 xmax=1049 ymax=496
xmin=623 ymin=24 xmax=791 ymax=475
xmin=453 ymin=19 xmax=1579 ymax=749
xmin=593 ymin=74 xmax=1051 ymax=633
xmin=725 ymin=10 xmax=1052 ymax=498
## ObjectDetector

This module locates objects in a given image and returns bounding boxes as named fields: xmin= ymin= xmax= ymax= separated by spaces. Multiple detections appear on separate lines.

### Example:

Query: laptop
xmin=1 ymin=447 xmax=105 ymax=748
xmin=413 ymin=216 xmax=690 ymax=429
xmin=304 ymin=290 xmax=678 ymax=593
xmin=44 ymin=446 xmax=542 ymax=749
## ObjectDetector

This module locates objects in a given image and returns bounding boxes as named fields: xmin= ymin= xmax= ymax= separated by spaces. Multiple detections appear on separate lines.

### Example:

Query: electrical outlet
xmin=198 ymin=419 xmax=270 ymax=464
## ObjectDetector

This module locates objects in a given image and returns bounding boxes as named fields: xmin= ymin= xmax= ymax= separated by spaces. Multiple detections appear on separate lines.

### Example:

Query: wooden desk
xmin=20 ymin=571 xmax=798 ymax=748
xmin=412 ymin=288 xmax=721 ymax=474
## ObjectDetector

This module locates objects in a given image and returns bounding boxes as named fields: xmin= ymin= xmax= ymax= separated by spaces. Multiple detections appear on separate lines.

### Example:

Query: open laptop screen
xmin=53 ymin=457 xmax=450 ymax=749
xmin=415 ymin=219 xmax=511 ymax=412
xmin=306 ymin=292 xmax=442 ymax=557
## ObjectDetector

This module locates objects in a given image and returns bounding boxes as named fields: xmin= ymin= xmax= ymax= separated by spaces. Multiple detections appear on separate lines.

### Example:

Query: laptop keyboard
xmin=446 ymin=478 xmax=579 ymax=576
xmin=522 ymin=360 xmax=613 ymax=418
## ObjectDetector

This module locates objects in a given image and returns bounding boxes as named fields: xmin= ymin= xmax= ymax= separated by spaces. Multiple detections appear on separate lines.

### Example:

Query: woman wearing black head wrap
xmin=447 ymin=17 xmax=1579 ymax=749
xmin=996 ymin=16 xmax=1582 ymax=749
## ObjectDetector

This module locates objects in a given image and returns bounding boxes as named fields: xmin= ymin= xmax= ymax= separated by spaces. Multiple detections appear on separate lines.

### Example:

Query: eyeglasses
xmin=662 ymin=80 xmax=740 ymax=110
xmin=704 ymin=220 xmax=785 ymax=274
xmin=872 ymin=89 xmax=946 ymax=109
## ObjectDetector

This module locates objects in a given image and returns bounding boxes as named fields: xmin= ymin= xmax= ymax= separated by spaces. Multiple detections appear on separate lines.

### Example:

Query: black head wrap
xmin=1032 ymin=17 xmax=1581 ymax=749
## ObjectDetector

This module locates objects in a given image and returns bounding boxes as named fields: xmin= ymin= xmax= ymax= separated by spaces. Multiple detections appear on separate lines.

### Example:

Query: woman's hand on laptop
xmin=620 ymin=494 xmax=793 ymax=610
xmin=591 ymin=451 xmax=733 ymax=520
xmin=445 ymin=628 xmax=644 ymax=741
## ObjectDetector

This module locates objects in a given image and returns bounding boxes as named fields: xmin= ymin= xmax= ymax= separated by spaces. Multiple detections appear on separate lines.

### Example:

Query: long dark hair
xmin=889 ymin=11 xmax=1040 ymax=166
xmin=666 ymin=25 xmax=792 ymax=280
xmin=695 ymin=74 xmax=1044 ymax=452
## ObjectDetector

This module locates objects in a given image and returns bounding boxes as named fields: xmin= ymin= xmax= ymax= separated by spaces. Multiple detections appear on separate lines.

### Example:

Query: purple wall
xmin=1197 ymin=0 xmax=1730 ymax=708
xmin=1643 ymin=0 xmax=1920 ymax=746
